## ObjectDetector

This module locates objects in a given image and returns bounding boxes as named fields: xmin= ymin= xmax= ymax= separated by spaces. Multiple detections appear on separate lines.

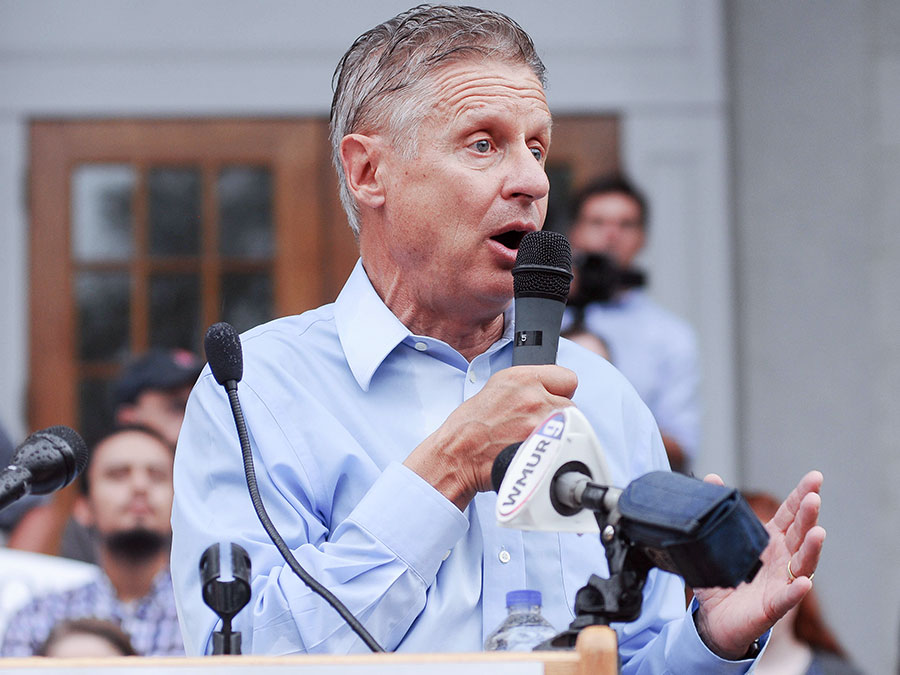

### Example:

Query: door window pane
xmin=149 ymin=273 xmax=201 ymax=350
xmin=222 ymin=272 xmax=273 ymax=333
xmin=149 ymin=167 xmax=201 ymax=256
xmin=218 ymin=166 xmax=274 ymax=257
xmin=71 ymin=165 xmax=135 ymax=261
xmin=76 ymin=271 xmax=130 ymax=361
xmin=78 ymin=377 xmax=115 ymax=448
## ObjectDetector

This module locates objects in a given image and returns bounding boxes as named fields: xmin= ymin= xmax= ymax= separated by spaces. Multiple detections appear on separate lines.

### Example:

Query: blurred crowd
xmin=0 ymin=348 xmax=200 ymax=658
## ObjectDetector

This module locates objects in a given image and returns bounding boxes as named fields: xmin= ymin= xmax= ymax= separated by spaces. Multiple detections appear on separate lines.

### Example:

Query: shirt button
xmin=468 ymin=372 xmax=477 ymax=383
xmin=414 ymin=341 xmax=427 ymax=351
xmin=498 ymin=550 xmax=511 ymax=564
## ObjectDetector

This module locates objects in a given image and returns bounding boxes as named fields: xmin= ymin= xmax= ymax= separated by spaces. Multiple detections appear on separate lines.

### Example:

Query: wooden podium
xmin=0 ymin=626 xmax=618 ymax=675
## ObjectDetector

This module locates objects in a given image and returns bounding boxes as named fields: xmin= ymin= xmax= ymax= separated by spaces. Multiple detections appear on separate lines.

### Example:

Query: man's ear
xmin=72 ymin=494 xmax=94 ymax=528
xmin=340 ymin=134 xmax=386 ymax=210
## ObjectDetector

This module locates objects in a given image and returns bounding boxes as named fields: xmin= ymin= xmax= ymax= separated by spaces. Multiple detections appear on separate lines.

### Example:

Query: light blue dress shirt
xmin=171 ymin=260 xmax=755 ymax=672
xmin=565 ymin=290 xmax=700 ymax=461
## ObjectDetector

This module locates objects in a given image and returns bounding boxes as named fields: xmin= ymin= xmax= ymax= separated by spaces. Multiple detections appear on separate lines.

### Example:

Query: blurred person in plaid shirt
xmin=0 ymin=426 xmax=183 ymax=657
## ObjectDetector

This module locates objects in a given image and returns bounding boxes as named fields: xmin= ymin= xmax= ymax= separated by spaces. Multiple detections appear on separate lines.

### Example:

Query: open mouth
xmin=490 ymin=229 xmax=528 ymax=250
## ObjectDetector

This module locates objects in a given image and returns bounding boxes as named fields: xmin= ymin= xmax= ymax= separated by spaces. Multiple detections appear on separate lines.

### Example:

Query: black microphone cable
xmin=204 ymin=322 xmax=385 ymax=653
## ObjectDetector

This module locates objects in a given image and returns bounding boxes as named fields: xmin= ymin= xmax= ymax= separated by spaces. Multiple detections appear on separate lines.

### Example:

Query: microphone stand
xmin=541 ymin=514 xmax=651 ymax=650
xmin=200 ymin=543 xmax=252 ymax=655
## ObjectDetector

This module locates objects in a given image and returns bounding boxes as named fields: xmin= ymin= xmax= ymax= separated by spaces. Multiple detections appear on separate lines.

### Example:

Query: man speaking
xmin=171 ymin=5 xmax=824 ymax=670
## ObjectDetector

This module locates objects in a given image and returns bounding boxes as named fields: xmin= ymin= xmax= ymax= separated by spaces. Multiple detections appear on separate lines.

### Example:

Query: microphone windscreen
xmin=204 ymin=322 xmax=244 ymax=385
xmin=43 ymin=425 xmax=89 ymax=476
xmin=16 ymin=425 xmax=89 ymax=493
xmin=491 ymin=443 xmax=522 ymax=493
xmin=512 ymin=231 xmax=573 ymax=301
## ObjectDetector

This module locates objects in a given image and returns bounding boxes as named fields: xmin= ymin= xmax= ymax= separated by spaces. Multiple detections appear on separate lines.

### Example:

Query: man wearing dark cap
xmin=3 ymin=349 xmax=200 ymax=558
xmin=113 ymin=349 xmax=202 ymax=447
xmin=1 ymin=426 xmax=183 ymax=656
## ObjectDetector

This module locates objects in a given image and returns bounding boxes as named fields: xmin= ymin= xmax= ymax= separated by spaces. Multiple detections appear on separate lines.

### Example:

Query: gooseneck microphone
xmin=203 ymin=322 xmax=384 ymax=653
xmin=0 ymin=426 xmax=89 ymax=512
xmin=512 ymin=231 xmax=573 ymax=366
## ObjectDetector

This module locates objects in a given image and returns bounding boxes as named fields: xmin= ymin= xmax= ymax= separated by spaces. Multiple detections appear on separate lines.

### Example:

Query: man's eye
xmin=472 ymin=139 xmax=491 ymax=153
xmin=530 ymin=147 xmax=543 ymax=162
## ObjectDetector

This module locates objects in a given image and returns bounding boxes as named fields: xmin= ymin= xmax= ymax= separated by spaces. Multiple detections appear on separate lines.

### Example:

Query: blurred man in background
xmin=566 ymin=175 xmax=700 ymax=472
xmin=113 ymin=349 xmax=203 ymax=447
xmin=4 ymin=348 xmax=201 ymax=558
xmin=0 ymin=426 xmax=183 ymax=656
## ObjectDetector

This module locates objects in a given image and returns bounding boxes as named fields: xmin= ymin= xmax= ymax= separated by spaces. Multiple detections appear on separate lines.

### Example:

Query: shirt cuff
xmin=346 ymin=461 xmax=469 ymax=585
xmin=679 ymin=600 xmax=769 ymax=672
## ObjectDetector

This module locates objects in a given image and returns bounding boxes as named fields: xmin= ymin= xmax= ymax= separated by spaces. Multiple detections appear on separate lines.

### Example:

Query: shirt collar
xmin=334 ymin=260 xmax=517 ymax=389
xmin=334 ymin=259 xmax=411 ymax=392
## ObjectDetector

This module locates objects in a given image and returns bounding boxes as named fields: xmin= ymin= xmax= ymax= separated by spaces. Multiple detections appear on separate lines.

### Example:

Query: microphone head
xmin=491 ymin=443 xmax=522 ymax=493
xmin=512 ymin=231 xmax=573 ymax=302
xmin=14 ymin=425 xmax=88 ymax=494
xmin=204 ymin=322 xmax=244 ymax=385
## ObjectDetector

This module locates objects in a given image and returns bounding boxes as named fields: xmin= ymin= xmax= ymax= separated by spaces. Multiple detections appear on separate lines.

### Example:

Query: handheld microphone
xmin=0 ymin=426 xmax=89 ymax=512
xmin=203 ymin=322 xmax=384 ymax=653
xmin=512 ymin=231 xmax=573 ymax=366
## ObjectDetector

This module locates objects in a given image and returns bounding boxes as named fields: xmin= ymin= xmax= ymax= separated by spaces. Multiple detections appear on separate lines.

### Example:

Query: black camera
xmin=568 ymin=253 xmax=646 ymax=306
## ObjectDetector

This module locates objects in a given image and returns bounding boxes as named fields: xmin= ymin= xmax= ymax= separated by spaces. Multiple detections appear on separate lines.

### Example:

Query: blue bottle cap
xmin=506 ymin=589 xmax=542 ymax=607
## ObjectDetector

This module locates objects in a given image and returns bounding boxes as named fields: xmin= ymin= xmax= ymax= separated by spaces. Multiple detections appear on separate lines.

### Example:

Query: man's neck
xmin=364 ymin=259 xmax=509 ymax=361
xmin=99 ymin=548 xmax=169 ymax=603
xmin=397 ymin=307 xmax=506 ymax=362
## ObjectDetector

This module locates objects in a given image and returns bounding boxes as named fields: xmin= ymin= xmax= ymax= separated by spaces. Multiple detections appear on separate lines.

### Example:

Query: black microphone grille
xmin=512 ymin=231 xmax=573 ymax=301
xmin=36 ymin=425 xmax=89 ymax=476
xmin=204 ymin=322 xmax=244 ymax=386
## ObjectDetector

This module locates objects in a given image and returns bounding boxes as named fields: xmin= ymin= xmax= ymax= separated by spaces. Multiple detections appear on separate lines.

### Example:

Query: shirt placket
xmin=465 ymin=351 xmax=527 ymax=646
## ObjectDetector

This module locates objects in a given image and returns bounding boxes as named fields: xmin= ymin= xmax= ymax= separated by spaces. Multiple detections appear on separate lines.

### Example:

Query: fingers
xmin=702 ymin=473 xmax=725 ymax=487
xmin=782 ymin=490 xmax=821 ymax=551
xmin=768 ymin=574 xmax=815 ymax=623
xmin=518 ymin=364 xmax=578 ymax=399
xmin=771 ymin=470 xmax=823 ymax=532
xmin=789 ymin=523 xmax=826 ymax=581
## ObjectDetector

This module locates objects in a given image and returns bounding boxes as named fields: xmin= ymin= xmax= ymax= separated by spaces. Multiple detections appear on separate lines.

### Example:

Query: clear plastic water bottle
xmin=484 ymin=589 xmax=557 ymax=651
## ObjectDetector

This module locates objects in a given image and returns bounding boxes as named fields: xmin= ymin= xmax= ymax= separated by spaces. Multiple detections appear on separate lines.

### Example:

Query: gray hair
xmin=329 ymin=4 xmax=547 ymax=235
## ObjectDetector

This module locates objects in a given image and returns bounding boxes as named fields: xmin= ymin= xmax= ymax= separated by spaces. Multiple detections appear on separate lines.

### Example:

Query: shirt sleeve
xmin=619 ymin=585 xmax=763 ymax=673
xmin=170 ymin=372 xmax=469 ymax=656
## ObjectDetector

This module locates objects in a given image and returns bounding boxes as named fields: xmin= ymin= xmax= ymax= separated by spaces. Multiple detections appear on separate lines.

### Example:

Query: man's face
xmin=569 ymin=192 xmax=646 ymax=268
xmin=80 ymin=430 xmax=174 ymax=539
xmin=119 ymin=385 xmax=191 ymax=447
xmin=361 ymin=59 xmax=552 ymax=320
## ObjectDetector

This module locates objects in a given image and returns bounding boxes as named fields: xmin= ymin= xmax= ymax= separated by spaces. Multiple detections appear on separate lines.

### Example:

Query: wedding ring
xmin=788 ymin=559 xmax=815 ymax=582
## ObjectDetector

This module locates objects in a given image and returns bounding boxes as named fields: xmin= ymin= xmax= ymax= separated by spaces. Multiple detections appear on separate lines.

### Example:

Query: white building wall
xmin=728 ymin=2 xmax=900 ymax=673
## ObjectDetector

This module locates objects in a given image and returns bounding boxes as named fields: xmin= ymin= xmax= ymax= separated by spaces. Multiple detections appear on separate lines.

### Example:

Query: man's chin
xmin=103 ymin=528 xmax=170 ymax=562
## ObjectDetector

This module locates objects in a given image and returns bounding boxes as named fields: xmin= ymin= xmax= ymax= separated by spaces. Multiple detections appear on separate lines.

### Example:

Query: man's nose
xmin=504 ymin=143 xmax=550 ymax=203
xmin=130 ymin=470 xmax=151 ymax=493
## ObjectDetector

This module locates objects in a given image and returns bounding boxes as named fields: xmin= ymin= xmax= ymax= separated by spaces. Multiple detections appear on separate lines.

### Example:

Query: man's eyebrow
xmin=454 ymin=107 xmax=552 ymax=135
